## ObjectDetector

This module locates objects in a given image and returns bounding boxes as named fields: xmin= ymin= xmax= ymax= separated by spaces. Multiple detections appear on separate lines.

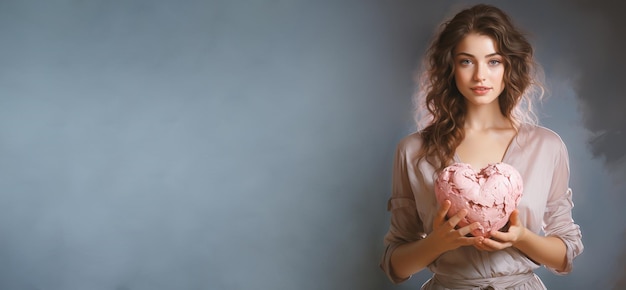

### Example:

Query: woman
xmin=380 ymin=4 xmax=583 ymax=289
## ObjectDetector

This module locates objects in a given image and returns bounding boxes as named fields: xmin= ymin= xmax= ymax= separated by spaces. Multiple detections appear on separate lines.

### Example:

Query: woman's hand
xmin=475 ymin=209 xmax=527 ymax=251
xmin=429 ymin=200 xmax=485 ymax=252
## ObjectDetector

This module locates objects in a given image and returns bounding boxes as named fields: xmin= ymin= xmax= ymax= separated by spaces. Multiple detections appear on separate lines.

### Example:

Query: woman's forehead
xmin=454 ymin=33 xmax=499 ymax=57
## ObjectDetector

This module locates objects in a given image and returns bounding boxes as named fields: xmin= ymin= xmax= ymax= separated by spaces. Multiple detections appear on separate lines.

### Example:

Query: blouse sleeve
xmin=542 ymin=139 xmax=584 ymax=275
xmin=380 ymin=142 xmax=426 ymax=284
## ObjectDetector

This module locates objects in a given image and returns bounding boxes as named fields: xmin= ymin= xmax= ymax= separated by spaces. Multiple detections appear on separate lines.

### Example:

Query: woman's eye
xmin=489 ymin=59 xmax=502 ymax=65
xmin=460 ymin=59 xmax=472 ymax=65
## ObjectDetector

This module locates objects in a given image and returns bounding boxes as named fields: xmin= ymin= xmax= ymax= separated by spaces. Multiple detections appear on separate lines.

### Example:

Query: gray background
xmin=0 ymin=0 xmax=624 ymax=289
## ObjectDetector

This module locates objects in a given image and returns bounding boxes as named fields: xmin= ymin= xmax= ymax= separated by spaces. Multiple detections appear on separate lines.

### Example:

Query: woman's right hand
xmin=428 ymin=200 xmax=484 ymax=252
xmin=388 ymin=199 xmax=485 ymax=278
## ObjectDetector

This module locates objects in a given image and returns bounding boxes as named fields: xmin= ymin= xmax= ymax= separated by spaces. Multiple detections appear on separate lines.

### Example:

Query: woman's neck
xmin=463 ymin=103 xmax=512 ymax=130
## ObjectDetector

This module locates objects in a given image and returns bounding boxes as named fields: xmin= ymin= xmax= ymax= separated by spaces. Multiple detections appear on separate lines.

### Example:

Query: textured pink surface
xmin=435 ymin=163 xmax=523 ymax=237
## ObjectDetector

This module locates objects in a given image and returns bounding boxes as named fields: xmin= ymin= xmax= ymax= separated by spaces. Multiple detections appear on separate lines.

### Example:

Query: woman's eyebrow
xmin=455 ymin=52 xmax=501 ymax=58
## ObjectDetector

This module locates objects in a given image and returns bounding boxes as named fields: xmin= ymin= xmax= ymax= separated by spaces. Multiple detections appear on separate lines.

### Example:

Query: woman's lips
xmin=471 ymin=86 xmax=492 ymax=95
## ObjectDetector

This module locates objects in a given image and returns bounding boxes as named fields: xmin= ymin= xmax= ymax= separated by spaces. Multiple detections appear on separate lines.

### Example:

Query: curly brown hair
xmin=415 ymin=4 xmax=543 ymax=172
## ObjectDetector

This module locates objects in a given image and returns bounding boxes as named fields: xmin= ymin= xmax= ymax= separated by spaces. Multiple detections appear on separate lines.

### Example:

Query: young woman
xmin=380 ymin=4 xmax=583 ymax=289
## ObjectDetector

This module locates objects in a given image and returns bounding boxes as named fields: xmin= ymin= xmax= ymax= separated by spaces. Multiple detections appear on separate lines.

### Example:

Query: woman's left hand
xmin=474 ymin=209 xmax=526 ymax=251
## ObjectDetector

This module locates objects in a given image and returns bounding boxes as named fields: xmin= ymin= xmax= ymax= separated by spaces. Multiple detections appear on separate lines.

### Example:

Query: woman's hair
xmin=415 ymin=4 xmax=544 ymax=172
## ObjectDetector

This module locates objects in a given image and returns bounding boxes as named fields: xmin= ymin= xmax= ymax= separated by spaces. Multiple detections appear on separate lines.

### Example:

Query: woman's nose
xmin=473 ymin=64 xmax=486 ymax=81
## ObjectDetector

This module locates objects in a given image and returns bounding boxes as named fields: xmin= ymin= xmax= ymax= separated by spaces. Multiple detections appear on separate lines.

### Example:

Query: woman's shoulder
xmin=396 ymin=131 xmax=424 ymax=155
xmin=395 ymin=132 xmax=433 ymax=170
xmin=519 ymin=123 xmax=568 ymax=152
xmin=521 ymin=123 xmax=564 ymax=140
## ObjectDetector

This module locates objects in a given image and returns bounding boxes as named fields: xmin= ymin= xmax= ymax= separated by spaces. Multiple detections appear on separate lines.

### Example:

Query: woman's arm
xmin=390 ymin=200 xmax=484 ymax=279
xmin=475 ymin=135 xmax=583 ymax=273
xmin=513 ymin=226 xmax=568 ymax=271
xmin=381 ymin=139 xmax=483 ymax=283
xmin=479 ymin=210 xmax=568 ymax=271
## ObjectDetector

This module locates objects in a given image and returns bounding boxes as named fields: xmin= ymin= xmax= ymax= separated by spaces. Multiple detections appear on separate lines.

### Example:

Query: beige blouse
xmin=380 ymin=124 xmax=584 ymax=289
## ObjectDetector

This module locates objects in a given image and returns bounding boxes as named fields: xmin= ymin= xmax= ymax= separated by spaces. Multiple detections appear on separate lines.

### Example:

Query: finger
xmin=476 ymin=243 xmax=498 ymax=252
xmin=474 ymin=237 xmax=499 ymax=252
xmin=490 ymin=230 xmax=515 ymax=243
xmin=509 ymin=210 xmax=520 ymax=225
xmin=474 ymin=240 xmax=493 ymax=251
xmin=445 ymin=209 xmax=468 ymax=230
xmin=470 ymin=222 xmax=484 ymax=236
xmin=459 ymin=222 xmax=483 ymax=237
xmin=489 ymin=230 xmax=507 ymax=241
xmin=482 ymin=237 xmax=512 ymax=250
xmin=457 ymin=236 xmax=481 ymax=246
xmin=435 ymin=200 xmax=451 ymax=224
xmin=489 ymin=229 xmax=516 ymax=243
xmin=479 ymin=238 xmax=500 ymax=249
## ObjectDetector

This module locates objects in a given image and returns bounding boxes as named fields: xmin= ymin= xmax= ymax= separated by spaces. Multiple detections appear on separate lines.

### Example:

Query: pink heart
xmin=434 ymin=163 xmax=523 ymax=238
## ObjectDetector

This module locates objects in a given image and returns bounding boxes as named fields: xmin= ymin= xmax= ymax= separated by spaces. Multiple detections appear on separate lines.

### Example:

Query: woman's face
xmin=453 ymin=33 xmax=505 ymax=107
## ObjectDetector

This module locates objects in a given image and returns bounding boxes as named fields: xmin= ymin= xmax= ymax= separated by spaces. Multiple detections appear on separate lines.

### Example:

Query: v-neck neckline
xmin=453 ymin=123 xmax=524 ymax=166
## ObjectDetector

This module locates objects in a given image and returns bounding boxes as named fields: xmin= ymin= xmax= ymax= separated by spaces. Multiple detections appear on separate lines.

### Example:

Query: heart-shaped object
xmin=434 ymin=162 xmax=523 ymax=238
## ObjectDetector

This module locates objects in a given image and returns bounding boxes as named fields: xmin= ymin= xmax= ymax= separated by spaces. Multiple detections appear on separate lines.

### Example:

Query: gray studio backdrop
xmin=0 ymin=1 xmax=624 ymax=290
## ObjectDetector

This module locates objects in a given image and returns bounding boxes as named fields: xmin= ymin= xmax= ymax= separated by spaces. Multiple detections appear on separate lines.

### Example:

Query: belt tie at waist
xmin=432 ymin=272 xmax=536 ymax=290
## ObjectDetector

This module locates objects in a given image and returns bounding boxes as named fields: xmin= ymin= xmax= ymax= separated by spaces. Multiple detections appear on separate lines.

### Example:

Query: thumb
xmin=510 ymin=209 xmax=520 ymax=225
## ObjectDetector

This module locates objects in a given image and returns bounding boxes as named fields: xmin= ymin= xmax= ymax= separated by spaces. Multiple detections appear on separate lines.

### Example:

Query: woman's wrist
xmin=512 ymin=226 xmax=529 ymax=247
